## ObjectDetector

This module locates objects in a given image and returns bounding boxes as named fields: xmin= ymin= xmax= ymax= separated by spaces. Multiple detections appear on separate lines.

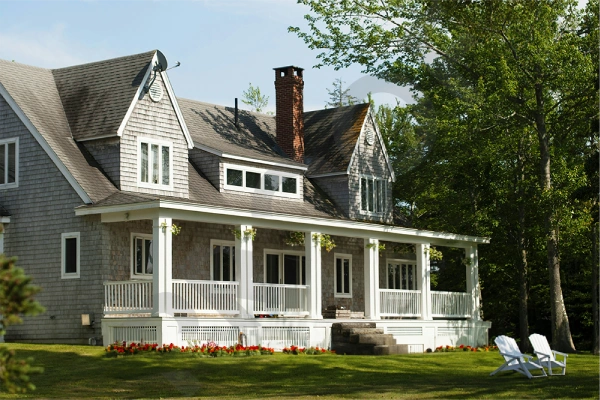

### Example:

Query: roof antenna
xmin=234 ymin=98 xmax=240 ymax=130
xmin=165 ymin=61 xmax=181 ymax=71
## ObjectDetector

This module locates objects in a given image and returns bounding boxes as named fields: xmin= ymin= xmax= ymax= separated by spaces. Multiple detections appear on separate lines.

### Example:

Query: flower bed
xmin=434 ymin=344 xmax=498 ymax=352
xmin=282 ymin=345 xmax=335 ymax=355
xmin=105 ymin=342 xmax=274 ymax=357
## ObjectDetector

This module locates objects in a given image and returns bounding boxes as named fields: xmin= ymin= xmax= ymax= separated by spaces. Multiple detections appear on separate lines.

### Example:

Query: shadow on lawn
xmin=8 ymin=346 xmax=600 ymax=399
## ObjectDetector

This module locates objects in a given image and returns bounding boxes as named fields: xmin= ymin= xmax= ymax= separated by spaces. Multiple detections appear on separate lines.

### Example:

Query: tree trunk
xmin=517 ymin=142 xmax=530 ymax=353
xmin=593 ymin=223 xmax=599 ymax=355
xmin=534 ymin=84 xmax=576 ymax=353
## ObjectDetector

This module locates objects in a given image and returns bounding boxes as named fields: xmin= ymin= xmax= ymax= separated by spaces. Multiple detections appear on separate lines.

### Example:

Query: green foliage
xmin=241 ymin=83 xmax=269 ymax=113
xmin=325 ymin=78 xmax=358 ymax=108
xmin=285 ymin=231 xmax=305 ymax=247
xmin=0 ymin=256 xmax=45 ymax=393
xmin=312 ymin=233 xmax=336 ymax=252
xmin=292 ymin=0 xmax=598 ymax=350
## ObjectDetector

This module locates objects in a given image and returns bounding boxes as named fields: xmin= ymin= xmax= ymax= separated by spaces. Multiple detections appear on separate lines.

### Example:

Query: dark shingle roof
xmin=0 ymin=59 xmax=118 ymax=203
xmin=52 ymin=51 xmax=155 ymax=141
xmin=178 ymin=98 xmax=304 ymax=168
xmin=304 ymin=103 xmax=370 ymax=176
xmin=90 ymin=163 xmax=344 ymax=220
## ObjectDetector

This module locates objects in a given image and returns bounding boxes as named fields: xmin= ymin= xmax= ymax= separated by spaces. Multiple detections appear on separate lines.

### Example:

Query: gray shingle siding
xmin=119 ymin=74 xmax=189 ymax=198
xmin=83 ymin=137 xmax=121 ymax=188
xmin=189 ymin=148 xmax=220 ymax=190
xmin=348 ymin=118 xmax=393 ymax=224
xmin=0 ymin=95 xmax=105 ymax=343
xmin=312 ymin=175 xmax=350 ymax=217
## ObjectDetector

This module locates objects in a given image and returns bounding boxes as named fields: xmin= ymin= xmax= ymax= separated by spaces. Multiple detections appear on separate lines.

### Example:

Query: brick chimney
xmin=274 ymin=66 xmax=304 ymax=163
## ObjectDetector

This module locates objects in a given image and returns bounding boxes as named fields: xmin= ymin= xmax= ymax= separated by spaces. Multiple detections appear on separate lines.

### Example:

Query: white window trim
xmin=360 ymin=175 xmax=387 ymax=215
xmin=137 ymin=137 xmax=174 ymax=190
xmin=61 ymin=232 xmax=80 ymax=279
xmin=334 ymin=253 xmax=352 ymax=298
xmin=263 ymin=249 xmax=305 ymax=285
xmin=386 ymin=258 xmax=417 ymax=290
xmin=0 ymin=137 xmax=19 ymax=189
xmin=223 ymin=162 xmax=301 ymax=199
xmin=130 ymin=233 xmax=153 ymax=280
xmin=210 ymin=239 xmax=236 ymax=281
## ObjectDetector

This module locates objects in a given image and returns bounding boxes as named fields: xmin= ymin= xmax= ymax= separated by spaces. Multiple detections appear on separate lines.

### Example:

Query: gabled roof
xmin=179 ymin=98 xmax=305 ymax=169
xmin=52 ymin=51 xmax=155 ymax=141
xmin=304 ymin=103 xmax=370 ymax=176
xmin=0 ymin=59 xmax=117 ymax=203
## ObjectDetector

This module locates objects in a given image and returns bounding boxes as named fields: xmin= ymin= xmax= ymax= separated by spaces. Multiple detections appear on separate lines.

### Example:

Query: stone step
xmin=332 ymin=342 xmax=377 ymax=355
xmin=373 ymin=344 xmax=410 ymax=355
xmin=345 ymin=328 xmax=384 ymax=335
xmin=331 ymin=322 xmax=376 ymax=330
xmin=349 ymin=333 xmax=396 ymax=346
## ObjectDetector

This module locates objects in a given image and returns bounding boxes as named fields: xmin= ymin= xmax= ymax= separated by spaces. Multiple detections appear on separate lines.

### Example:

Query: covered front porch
xmin=76 ymin=200 xmax=490 ymax=349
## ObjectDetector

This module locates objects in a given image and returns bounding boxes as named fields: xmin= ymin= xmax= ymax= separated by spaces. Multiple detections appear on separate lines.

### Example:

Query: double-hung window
xmin=360 ymin=176 xmax=386 ymax=214
xmin=0 ymin=138 xmax=18 ymax=188
xmin=138 ymin=138 xmax=172 ymax=189
xmin=387 ymin=260 xmax=417 ymax=290
xmin=334 ymin=253 xmax=352 ymax=298
xmin=61 ymin=232 xmax=80 ymax=279
xmin=211 ymin=240 xmax=236 ymax=281
xmin=132 ymin=234 xmax=153 ymax=278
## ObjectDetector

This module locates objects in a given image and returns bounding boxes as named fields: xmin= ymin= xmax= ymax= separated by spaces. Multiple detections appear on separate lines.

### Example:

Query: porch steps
xmin=331 ymin=322 xmax=408 ymax=355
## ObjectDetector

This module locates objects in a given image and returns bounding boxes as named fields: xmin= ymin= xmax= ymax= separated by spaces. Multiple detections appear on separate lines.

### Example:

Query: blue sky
xmin=0 ymin=0 xmax=410 ymax=112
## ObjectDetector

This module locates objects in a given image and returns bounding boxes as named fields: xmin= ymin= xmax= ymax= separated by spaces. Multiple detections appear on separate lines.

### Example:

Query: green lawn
xmin=1 ymin=343 xmax=598 ymax=399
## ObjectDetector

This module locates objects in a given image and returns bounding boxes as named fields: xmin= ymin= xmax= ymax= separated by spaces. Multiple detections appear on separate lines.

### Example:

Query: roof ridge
xmin=0 ymin=58 xmax=50 ymax=72
xmin=51 ymin=50 xmax=157 ymax=72
xmin=177 ymin=97 xmax=275 ymax=118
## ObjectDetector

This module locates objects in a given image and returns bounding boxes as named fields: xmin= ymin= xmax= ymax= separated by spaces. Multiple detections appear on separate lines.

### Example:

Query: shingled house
xmin=0 ymin=50 xmax=490 ymax=350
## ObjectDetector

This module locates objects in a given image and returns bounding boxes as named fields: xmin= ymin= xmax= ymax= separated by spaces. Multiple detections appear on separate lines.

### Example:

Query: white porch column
xmin=416 ymin=243 xmax=432 ymax=320
xmin=305 ymin=231 xmax=323 ymax=319
xmin=235 ymin=225 xmax=254 ymax=318
xmin=465 ymin=245 xmax=481 ymax=320
xmin=364 ymin=238 xmax=380 ymax=319
xmin=152 ymin=216 xmax=173 ymax=317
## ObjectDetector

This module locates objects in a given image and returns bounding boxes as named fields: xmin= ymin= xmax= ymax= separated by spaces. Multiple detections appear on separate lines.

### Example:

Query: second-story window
xmin=224 ymin=163 xmax=300 ymax=198
xmin=360 ymin=176 xmax=386 ymax=214
xmin=138 ymin=138 xmax=172 ymax=189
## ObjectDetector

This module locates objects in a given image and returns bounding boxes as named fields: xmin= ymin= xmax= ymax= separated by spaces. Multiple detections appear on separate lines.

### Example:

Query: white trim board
xmin=75 ymin=199 xmax=490 ymax=246
xmin=0 ymin=83 xmax=92 ymax=204
xmin=194 ymin=143 xmax=307 ymax=172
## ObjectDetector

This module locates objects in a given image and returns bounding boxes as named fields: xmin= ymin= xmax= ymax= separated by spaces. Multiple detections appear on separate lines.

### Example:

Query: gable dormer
xmin=305 ymin=104 xmax=394 ymax=224
xmin=53 ymin=51 xmax=193 ymax=199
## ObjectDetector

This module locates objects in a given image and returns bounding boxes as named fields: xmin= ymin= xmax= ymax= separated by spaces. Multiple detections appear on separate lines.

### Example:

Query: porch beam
xmin=364 ymin=238 xmax=380 ymax=319
xmin=305 ymin=231 xmax=323 ymax=319
xmin=152 ymin=216 xmax=173 ymax=317
xmin=465 ymin=245 xmax=481 ymax=320
xmin=416 ymin=243 xmax=432 ymax=320
xmin=235 ymin=224 xmax=254 ymax=318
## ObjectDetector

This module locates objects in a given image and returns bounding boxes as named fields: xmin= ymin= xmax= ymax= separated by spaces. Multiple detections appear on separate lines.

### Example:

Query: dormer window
xmin=360 ymin=176 xmax=386 ymax=214
xmin=138 ymin=138 xmax=172 ymax=189
xmin=224 ymin=163 xmax=300 ymax=198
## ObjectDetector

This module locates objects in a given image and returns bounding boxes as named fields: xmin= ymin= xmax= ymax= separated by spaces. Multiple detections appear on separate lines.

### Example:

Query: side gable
xmin=0 ymin=60 xmax=117 ymax=204
xmin=347 ymin=106 xmax=395 ymax=182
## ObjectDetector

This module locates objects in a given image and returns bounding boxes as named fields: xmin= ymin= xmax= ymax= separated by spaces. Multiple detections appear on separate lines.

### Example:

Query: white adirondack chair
xmin=529 ymin=333 xmax=568 ymax=376
xmin=490 ymin=335 xmax=547 ymax=379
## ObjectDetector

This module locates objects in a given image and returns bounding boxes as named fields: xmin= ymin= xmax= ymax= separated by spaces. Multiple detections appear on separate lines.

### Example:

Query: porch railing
xmin=379 ymin=289 xmax=421 ymax=317
xmin=253 ymin=283 xmax=309 ymax=315
xmin=432 ymin=291 xmax=472 ymax=318
xmin=172 ymin=280 xmax=239 ymax=314
xmin=104 ymin=281 xmax=153 ymax=314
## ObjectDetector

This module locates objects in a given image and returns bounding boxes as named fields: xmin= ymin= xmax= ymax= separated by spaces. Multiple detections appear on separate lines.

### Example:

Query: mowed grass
xmin=0 ymin=343 xmax=598 ymax=399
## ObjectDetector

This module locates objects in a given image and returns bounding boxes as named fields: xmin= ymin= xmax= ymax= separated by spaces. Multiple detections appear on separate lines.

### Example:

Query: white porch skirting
xmin=101 ymin=317 xmax=492 ymax=351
